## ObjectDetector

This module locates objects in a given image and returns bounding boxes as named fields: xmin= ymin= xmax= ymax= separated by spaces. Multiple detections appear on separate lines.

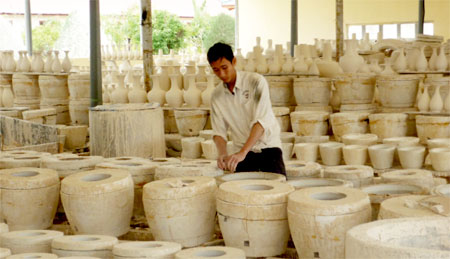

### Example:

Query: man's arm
xmin=226 ymin=121 xmax=264 ymax=172
xmin=213 ymin=135 xmax=228 ymax=170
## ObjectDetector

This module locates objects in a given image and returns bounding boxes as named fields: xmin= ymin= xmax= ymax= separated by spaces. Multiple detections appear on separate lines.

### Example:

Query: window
xmin=424 ymin=22 xmax=434 ymax=35
xmin=365 ymin=25 xmax=379 ymax=40
xmin=348 ymin=25 xmax=363 ymax=40
xmin=401 ymin=23 xmax=415 ymax=38
xmin=347 ymin=22 xmax=434 ymax=40
xmin=383 ymin=24 xmax=398 ymax=39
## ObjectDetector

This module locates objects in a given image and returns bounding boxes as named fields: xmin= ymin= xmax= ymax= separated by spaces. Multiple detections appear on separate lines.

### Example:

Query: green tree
xmin=29 ymin=20 xmax=62 ymax=52
xmin=203 ymin=14 xmax=235 ymax=50
xmin=152 ymin=10 xmax=186 ymax=54
xmin=102 ymin=5 xmax=140 ymax=46
xmin=185 ymin=0 xmax=210 ymax=52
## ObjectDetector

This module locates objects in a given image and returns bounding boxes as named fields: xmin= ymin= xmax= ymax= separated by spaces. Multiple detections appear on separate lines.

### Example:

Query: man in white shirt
xmin=207 ymin=42 xmax=285 ymax=175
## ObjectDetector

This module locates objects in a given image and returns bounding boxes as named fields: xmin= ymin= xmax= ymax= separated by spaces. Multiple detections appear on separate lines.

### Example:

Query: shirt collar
xmin=222 ymin=71 xmax=241 ymax=94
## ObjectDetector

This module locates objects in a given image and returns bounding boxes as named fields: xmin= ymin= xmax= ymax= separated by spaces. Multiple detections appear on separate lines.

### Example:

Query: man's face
xmin=210 ymin=57 xmax=236 ymax=84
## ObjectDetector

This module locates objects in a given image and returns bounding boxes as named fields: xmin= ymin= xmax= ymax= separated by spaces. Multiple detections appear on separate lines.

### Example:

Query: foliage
xmin=29 ymin=20 xmax=62 ymax=52
xmin=184 ymin=0 xmax=209 ymax=53
xmin=102 ymin=5 xmax=140 ymax=46
xmin=152 ymin=10 xmax=186 ymax=54
xmin=202 ymin=13 xmax=235 ymax=51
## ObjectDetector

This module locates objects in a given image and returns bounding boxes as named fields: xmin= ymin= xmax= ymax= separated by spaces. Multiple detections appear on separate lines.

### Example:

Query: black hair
xmin=207 ymin=42 xmax=234 ymax=64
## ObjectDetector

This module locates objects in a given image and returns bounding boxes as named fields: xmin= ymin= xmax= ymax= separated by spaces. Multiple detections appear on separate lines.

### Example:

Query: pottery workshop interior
xmin=1 ymin=0 xmax=450 ymax=258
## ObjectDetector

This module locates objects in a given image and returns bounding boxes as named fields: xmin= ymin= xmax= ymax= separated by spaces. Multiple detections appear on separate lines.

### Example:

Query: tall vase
xmin=5 ymin=51 xmax=16 ymax=72
xmin=62 ymin=50 xmax=72 ymax=73
xmin=147 ymin=74 xmax=166 ymax=105
xmin=429 ymin=85 xmax=443 ymax=112
xmin=17 ymin=51 xmax=24 ymax=71
xmin=51 ymin=50 xmax=62 ymax=73
xmin=128 ymin=72 xmax=147 ymax=103
xmin=265 ymin=39 xmax=275 ymax=58
xmin=429 ymin=47 xmax=437 ymax=71
xmin=435 ymin=45 xmax=448 ymax=72
xmin=2 ymin=85 xmax=14 ymax=107
xmin=444 ymin=91 xmax=450 ymax=112
xmin=202 ymin=74 xmax=216 ymax=107
xmin=183 ymin=74 xmax=201 ymax=107
xmin=157 ymin=66 xmax=170 ymax=91
xmin=415 ymin=46 xmax=428 ymax=72
xmin=369 ymin=59 xmax=382 ymax=74
xmin=196 ymin=64 xmax=208 ymax=82
xmin=44 ymin=50 xmax=53 ymax=72
xmin=31 ymin=51 xmax=44 ymax=72
xmin=244 ymin=53 xmax=256 ymax=72
xmin=268 ymin=54 xmax=281 ymax=73
xmin=282 ymin=54 xmax=294 ymax=73
xmin=308 ymin=59 xmax=319 ymax=75
xmin=294 ymin=55 xmax=308 ymax=73
xmin=418 ymin=84 xmax=430 ymax=112
xmin=380 ymin=58 xmax=396 ymax=76
xmin=111 ymin=73 xmax=129 ymax=103
xmin=235 ymin=49 xmax=246 ymax=71
xmin=393 ymin=48 xmax=407 ymax=72
xmin=166 ymin=74 xmax=183 ymax=107
xmin=256 ymin=56 xmax=268 ymax=74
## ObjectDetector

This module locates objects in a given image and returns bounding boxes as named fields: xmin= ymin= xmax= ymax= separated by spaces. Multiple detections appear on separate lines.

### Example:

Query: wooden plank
xmin=0 ymin=115 xmax=58 ymax=148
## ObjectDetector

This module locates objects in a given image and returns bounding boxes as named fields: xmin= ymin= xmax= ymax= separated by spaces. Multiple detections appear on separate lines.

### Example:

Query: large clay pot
xmin=0 ymin=168 xmax=60 ymax=230
xmin=293 ymin=77 xmax=331 ymax=106
xmin=61 ymin=169 xmax=134 ymax=236
xmin=217 ymin=180 xmax=294 ymax=257
xmin=416 ymin=115 xmax=450 ymax=144
xmin=334 ymin=74 xmax=375 ymax=105
xmin=323 ymin=165 xmax=374 ymax=187
xmin=330 ymin=112 xmax=369 ymax=141
xmin=368 ymin=144 xmax=395 ymax=170
xmin=290 ymin=111 xmax=329 ymax=136
xmin=183 ymin=74 xmax=201 ymax=108
xmin=143 ymin=176 xmax=217 ymax=247
xmin=346 ymin=217 xmax=450 ymax=258
xmin=369 ymin=113 xmax=408 ymax=139
xmin=174 ymin=109 xmax=208 ymax=136
xmin=377 ymin=75 xmax=420 ymax=108
xmin=265 ymin=76 xmax=294 ymax=106
xmin=288 ymin=187 xmax=371 ymax=259
xmin=166 ymin=74 xmax=183 ymax=108
xmin=0 ymin=230 xmax=63 ymax=254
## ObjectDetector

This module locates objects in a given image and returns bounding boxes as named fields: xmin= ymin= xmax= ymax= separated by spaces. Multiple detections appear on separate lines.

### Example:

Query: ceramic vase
xmin=183 ymin=74 xmax=201 ymax=107
xmin=308 ymin=59 xmax=319 ymax=75
xmin=201 ymin=74 xmax=215 ymax=107
xmin=369 ymin=59 xmax=382 ymax=74
xmin=444 ymin=91 xmax=450 ymax=112
xmin=147 ymin=74 xmax=166 ymax=105
xmin=111 ymin=73 xmax=128 ymax=103
xmin=52 ymin=50 xmax=62 ymax=73
xmin=62 ymin=50 xmax=72 ymax=73
xmin=282 ymin=54 xmax=294 ymax=73
xmin=5 ymin=51 xmax=16 ymax=72
xmin=166 ymin=74 xmax=183 ymax=107
xmin=429 ymin=47 xmax=437 ymax=71
xmin=415 ymin=46 xmax=428 ymax=71
xmin=294 ymin=55 xmax=308 ymax=73
xmin=31 ymin=51 xmax=44 ymax=72
xmin=128 ymin=72 xmax=147 ymax=103
xmin=429 ymin=85 xmax=443 ymax=112
xmin=339 ymin=41 xmax=363 ymax=73
xmin=435 ymin=46 xmax=448 ymax=72
xmin=380 ymin=58 xmax=396 ymax=76
xmin=2 ymin=86 xmax=14 ymax=107
xmin=265 ymin=39 xmax=275 ymax=58
xmin=393 ymin=48 xmax=407 ymax=72
xmin=418 ymin=84 xmax=430 ymax=112
xmin=256 ymin=56 xmax=268 ymax=74
xmin=235 ymin=49 xmax=246 ymax=71
xmin=44 ymin=50 xmax=53 ymax=72
xmin=244 ymin=53 xmax=256 ymax=72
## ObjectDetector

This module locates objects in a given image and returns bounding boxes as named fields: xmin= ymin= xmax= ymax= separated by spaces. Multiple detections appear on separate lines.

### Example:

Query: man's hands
xmin=217 ymin=151 xmax=247 ymax=173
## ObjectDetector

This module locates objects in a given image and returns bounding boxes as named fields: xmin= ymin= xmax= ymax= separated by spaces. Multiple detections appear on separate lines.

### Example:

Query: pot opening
xmin=311 ymin=192 xmax=347 ymax=200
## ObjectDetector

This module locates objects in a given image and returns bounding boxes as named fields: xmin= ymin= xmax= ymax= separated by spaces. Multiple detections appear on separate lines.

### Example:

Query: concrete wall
xmin=237 ymin=0 xmax=450 ymax=54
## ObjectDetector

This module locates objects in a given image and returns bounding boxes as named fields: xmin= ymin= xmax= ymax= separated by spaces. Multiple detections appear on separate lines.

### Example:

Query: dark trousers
xmin=235 ymin=147 xmax=286 ymax=175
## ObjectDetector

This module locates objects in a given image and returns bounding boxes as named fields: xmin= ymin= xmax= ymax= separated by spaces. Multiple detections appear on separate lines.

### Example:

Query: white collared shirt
xmin=211 ymin=71 xmax=281 ymax=153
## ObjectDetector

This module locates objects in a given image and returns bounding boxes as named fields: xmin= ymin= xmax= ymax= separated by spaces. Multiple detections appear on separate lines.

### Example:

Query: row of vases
xmin=147 ymin=73 xmax=216 ymax=108
xmin=391 ymin=45 xmax=449 ymax=72
xmin=417 ymin=83 xmax=450 ymax=113
xmin=101 ymin=44 xmax=142 ymax=61
xmin=0 ymin=50 xmax=72 ymax=73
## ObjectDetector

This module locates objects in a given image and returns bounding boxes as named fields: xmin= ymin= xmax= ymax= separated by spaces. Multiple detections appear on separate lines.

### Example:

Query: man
xmin=207 ymin=42 xmax=285 ymax=175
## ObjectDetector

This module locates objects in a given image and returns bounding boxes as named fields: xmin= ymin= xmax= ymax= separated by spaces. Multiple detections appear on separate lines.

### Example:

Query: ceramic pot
xmin=397 ymin=145 xmax=426 ymax=169
xmin=368 ymin=144 xmax=395 ymax=170
xmin=147 ymin=74 xmax=166 ymax=105
xmin=294 ymin=142 xmax=319 ymax=162
xmin=343 ymin=145 xmax=368 ymax=165
xmin=319 ymin=142 xmax=344 ymax=166
xmin=165 ymin=74 xmax=183 ymax=108
xmin=429 ymin=147 xmax=450 ymax=171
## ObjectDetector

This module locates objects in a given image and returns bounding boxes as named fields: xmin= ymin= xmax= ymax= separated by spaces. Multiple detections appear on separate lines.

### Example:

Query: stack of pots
xmin=39 ymin=75 xmax=70 ymax=124
xmin=217 ymin=180 xmax=294 ymax=257
xmin=12 ymin=74 xmax=40 ymax=109
xmin=68 ymin=73 xmax=90 ymax=125
xmin=330 ymin=112 xmax=369 ymax=141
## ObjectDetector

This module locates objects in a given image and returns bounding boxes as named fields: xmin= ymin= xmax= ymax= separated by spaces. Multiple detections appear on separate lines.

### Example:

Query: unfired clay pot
xmin=51 ymin=234 xmax=118 ymax=258
xmin=330 ymin=112 xmax=369 ymax=141
xmin=429 ymin=147 xmax=450 ymax=171
xmin=60 ymin=169 xmax=134 ymax=237
xmin=288 ymin=186 xmax=371 ymax=259
xmin=287 ymin=178 xmax=353 ymax=190
xmin=0 ymin=168 xmax=59 ymax=230
xmin=175 ymin=246 xmax=246 ymax=259
xmin=397 ymin=145 xmax=426 ymax=169
xmin=319 ymin=142 xmax=344 ymax=166
xmin=285 ymin=161 xmax=322 ymax=180
xmin=293 ymin=142 xmax=319 ymax=162
xmin=217 ymin=180 xmax=294 ymax=257
xmin=343 ymin=145 xmax=368 ymax=165
xmin=0 ymin=230 xmax=63 ymax=254
xmin=381 ymin=169 xmax=435 ymax=191
xmin=368 ymin=144 xmax=396 ymax=170
xmin=378 ymin=195 xmax=443 ymax=219
xmin=290 ymin=111 xmax=329 ymax=136
xmin=323 ymin=165 xmax=374 ymax=187
xmin=345 ymin=217 xmax=450 ymax=258
xmin=143 ymin=176 xmax=217 ymax=247
xmin=113 ymin=241 xmax=182 ymax=259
